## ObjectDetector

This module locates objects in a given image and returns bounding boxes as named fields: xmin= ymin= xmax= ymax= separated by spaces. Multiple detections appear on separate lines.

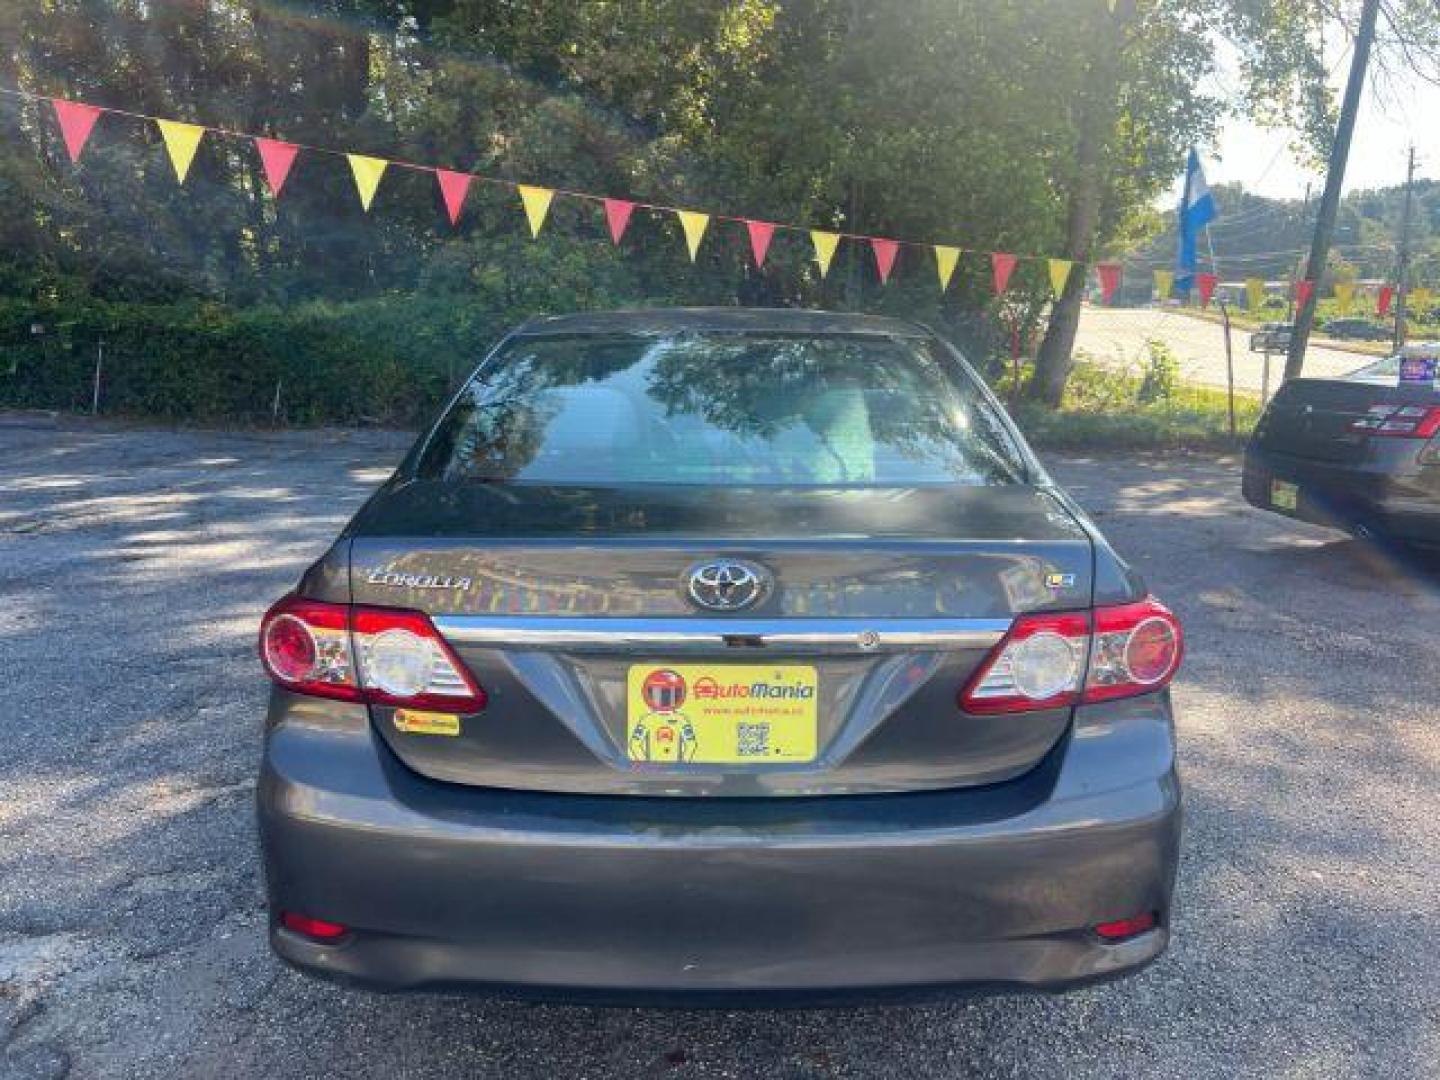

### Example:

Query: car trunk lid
xmin=347 ymin=481 xmax=1093 ymax=796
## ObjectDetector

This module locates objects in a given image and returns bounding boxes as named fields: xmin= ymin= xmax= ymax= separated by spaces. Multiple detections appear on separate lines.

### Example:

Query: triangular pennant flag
xmin=1154 ymin=270 xmax=1174 ymax=300
xmin=871 ymin=239 xmax=900 ymax=284
xmin=1411 ymin=286 xmax=1432 ymax=311
xmin=1196 ymin=272 xmax=1218 ymax=308
xmin=1334 ymin=281 xmax=1355 ymax=315
xmin=990 ymin=252 xmax=1018 ymax=296
xmin=254 ymin=138 xmax=298 ymax=197
xmin=52 ymin=99 xmax=102 ymax=163
xmin=517 ymin=184 xmax=554 ymax=237
xmin=935 ymin=246 xmax=961 ymax=291
xmin=676 ymin=210 xmax=709 ymax=261
xmin=1047 ymin=258 xmax=1073 ymax=299
xmin=435 ymin=169 xmax=473 ymax=226
xmin=1294 ymin=279 xmax=1315 ymax=311
xmin=1378 ymin=284 xmax=1395 ymax=319
xmin=604 ymin=199 xmax=635 ymax=244
xmin=1097 ymin=263 xmax=1123 ymax=304
xmin=811 ymin=231 xmax=841 ymax=278
xmin=346 ymin=154 xmax=388 ymax=211
xmin=156 ymin=120 xmax=205 ymax=184
xmin=745 ymin=220 xmax=776 ymax=268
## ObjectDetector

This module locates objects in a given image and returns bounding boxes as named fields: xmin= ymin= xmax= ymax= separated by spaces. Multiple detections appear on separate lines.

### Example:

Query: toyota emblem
xmin=684 ymin=559 xmax=771 ymax=612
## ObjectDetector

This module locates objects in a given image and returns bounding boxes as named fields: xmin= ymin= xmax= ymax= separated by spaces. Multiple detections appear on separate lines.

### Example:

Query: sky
xmin=1199 ymin=28 xmax=1439 ymax=201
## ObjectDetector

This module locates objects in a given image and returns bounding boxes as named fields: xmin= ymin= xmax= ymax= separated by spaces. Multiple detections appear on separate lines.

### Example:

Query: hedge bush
xmin=0 ymin=294 xmax=522 ymax=426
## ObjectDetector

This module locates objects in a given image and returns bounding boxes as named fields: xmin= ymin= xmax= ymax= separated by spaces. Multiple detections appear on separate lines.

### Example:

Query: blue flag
xmin=1176 ymin=148 xmax=1217 ymax=294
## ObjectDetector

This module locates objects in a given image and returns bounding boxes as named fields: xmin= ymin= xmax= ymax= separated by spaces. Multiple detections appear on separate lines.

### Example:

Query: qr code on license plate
xmin=736 ymin=722 xmax=772 ymax=757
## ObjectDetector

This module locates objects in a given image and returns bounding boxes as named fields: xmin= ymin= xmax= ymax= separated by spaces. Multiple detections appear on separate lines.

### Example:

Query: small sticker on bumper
xmin=393 ymin=709 xmax=461 ymax=736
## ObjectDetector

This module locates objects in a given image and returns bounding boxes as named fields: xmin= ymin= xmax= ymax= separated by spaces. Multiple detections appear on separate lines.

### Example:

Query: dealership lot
xmin=1 ymin=416 xmax=1436 ymax=1080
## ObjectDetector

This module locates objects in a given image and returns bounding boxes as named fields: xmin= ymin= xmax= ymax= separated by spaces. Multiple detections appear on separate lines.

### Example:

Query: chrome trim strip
xmin=431 ymin=616 xmax=1011 ymax=653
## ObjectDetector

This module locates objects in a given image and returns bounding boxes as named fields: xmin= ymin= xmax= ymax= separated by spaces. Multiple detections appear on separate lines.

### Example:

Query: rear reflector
xmin=1094 ymin=912 xmax=1158 ymax=941
xmin=280 ymin=911 xmax=349 ymax=941
xmin=259 ymin=596 xmax=486 ymax=711
xmin=960 ymin=597 xmax=1182 ymax=714
xmin=1349 ymin=404 xmax=1440 ymax=438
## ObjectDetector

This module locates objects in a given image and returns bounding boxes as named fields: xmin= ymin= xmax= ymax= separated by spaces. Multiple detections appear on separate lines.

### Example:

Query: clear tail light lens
xmin=259 ymin=596 xmax=486 ymax=711
xmin=961 ymin=613 xmax=1089 ymax=714
xmin=960 ymin=598 xmax=1182 ymax=714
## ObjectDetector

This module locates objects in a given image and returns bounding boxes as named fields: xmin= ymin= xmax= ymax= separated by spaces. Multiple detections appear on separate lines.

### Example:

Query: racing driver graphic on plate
xmin=630 ymin=668 xmax=699 ymax=763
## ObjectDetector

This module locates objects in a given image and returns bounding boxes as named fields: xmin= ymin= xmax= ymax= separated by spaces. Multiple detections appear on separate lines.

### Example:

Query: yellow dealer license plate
xmin=625 ymin=664 xmax=818 ymax=765
xmin=1271 ymin=480 xmax=1299 ymax=511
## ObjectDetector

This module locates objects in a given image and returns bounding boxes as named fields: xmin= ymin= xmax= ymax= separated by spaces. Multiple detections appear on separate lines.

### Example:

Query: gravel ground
xmin=1 ymin=414 xmax=1436 ymax=1080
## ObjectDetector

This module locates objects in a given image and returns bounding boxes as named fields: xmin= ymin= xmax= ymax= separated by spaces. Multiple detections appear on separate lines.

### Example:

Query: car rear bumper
xmin=258 ymin=692 xmax=1181 ymax=1003
xmin=1243 ymin=447 xmax=1440 ymax=547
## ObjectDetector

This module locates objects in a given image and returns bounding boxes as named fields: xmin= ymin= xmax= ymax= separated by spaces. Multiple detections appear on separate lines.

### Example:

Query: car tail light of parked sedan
xmin=260 ymin=597 xmax=487 ymax=712
xmin=960 ymin=598 xmax=1182 ymax=714
xmin=256 ymin=308 xmax=1183 ymax=1005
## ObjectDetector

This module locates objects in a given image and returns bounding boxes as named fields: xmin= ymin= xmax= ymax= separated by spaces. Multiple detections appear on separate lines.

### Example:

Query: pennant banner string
xmin=0 ymin=84 xmax=1225 ymax=287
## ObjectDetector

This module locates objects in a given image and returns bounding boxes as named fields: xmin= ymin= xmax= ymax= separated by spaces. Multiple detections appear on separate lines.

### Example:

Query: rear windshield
xmin=417 ymin=332 xmax=1026 ymax=486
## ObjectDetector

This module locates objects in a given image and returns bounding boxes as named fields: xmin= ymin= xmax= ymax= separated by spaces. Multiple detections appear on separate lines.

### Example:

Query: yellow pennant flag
xmin=1048 ymin=259 xmax=1073 ymax=299
xmin=346 ymin=154 xmax=388 ymax=212
xmin=1334 ymin=282 xmax=1355 ymax=315
xmin=1154 ymin=270 xmax=1174 ymax=300
xmin=811 ymin=231 xmax=841 ymax=278
xmin=1411 ymin=286 xmax=1433 ymax=310
xmin=935 ymin=246 xmax=961 ymax=291
xmin=517 ymin=185 xmax=554 ymax=238
xmin=156 ymin=120 xmax=205 ymax=184
xmin=675 ymin=210 xmax=710 ymax=261
xmin=1245 ymin=277 xmax=1266 ymax=311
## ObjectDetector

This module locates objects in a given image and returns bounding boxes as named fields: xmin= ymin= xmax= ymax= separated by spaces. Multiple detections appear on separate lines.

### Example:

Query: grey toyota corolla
xmin=257 ymin=308 xmax=1183 ymax=1003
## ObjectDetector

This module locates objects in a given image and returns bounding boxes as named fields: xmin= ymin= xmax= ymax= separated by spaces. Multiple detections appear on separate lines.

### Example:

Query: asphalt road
xmin=1076 ymin=308 xmax=1376 ymax=394
xmin=1 ymin=416 xmax=1437 ymax=1080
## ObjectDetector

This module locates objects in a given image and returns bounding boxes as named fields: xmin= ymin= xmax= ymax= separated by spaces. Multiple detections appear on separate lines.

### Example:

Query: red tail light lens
xmin=1085 ymin=598 xmax=1183 ymax=703
xmin=959 ymin=598 xmax=1182 ymax=714
xmin=1094 ymin=911 xmax=1158 ymax=941
xmin=259 ymin=596 xmax=486 ymax=711
xmin=258 ymin=598 xmax=360 ymax=702
xmin=1349 ymin=404 xmax=1440 ymax=438
xmin=280 ymin=911 xmax=349 ymax=941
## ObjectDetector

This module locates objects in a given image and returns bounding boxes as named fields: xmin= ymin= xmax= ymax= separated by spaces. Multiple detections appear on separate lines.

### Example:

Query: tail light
xmin=960 ymin=597 xmax=1182 ymax=714
xmin=1349 ymin=404 xmax=1440 ymax=438
xmin=259 ymin=595 xmax=486 ymax=711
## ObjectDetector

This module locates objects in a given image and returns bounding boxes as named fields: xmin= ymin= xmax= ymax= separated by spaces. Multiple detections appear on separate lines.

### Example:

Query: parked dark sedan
xmin=257 ymin=308 xmax=1184 ymax=1004
xmin=1243 ymin=348 xmax=1440 ymax=551
xmin=1322 ymin=317 xmax=1390 ymax=342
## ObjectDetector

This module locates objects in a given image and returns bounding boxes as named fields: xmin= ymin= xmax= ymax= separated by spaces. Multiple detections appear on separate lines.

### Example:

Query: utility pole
xmin=1394 ymin=145 xmax=1417 ymax=349
xmin=1285 ymin=0 xmax=1382 ymax=382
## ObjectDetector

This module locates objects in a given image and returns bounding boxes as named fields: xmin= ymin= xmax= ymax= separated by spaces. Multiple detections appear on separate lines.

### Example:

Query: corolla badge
xmin=684 ymin=559 xmax=772 ymax=612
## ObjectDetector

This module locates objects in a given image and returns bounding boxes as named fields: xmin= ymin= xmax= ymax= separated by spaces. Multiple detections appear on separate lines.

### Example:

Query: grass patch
xmin=1001 ymin=354 xmax=1263 ymax=451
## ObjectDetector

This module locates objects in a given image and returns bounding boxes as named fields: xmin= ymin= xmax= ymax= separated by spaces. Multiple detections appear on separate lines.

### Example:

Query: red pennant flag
xmin=254 ymin=138 xmax=299 ymax=197
xmin=1295 ymin=279 xmax=1315 ymax=311
xmin=1195 ymin=272 xmax=1218 ymax=308
xmin=52 ymin=99 xmax=102 ymax=163
xmin=1097 ymin=263 xmax=1123 ymax=304
xmin=991 ymin=252 xmax=1018 ymax=296
xmin=603 ymin=199 xmax=635 ymax=245
xmin=745 ymin=220 xmax=776 ymax=267
xmin=1378 ymin=284 xmax=1395 ymax=319
xmin=872 ymin=239 xmax=900 ymax=284
xmin=436 ymin=169 xmax=473 ymax=226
